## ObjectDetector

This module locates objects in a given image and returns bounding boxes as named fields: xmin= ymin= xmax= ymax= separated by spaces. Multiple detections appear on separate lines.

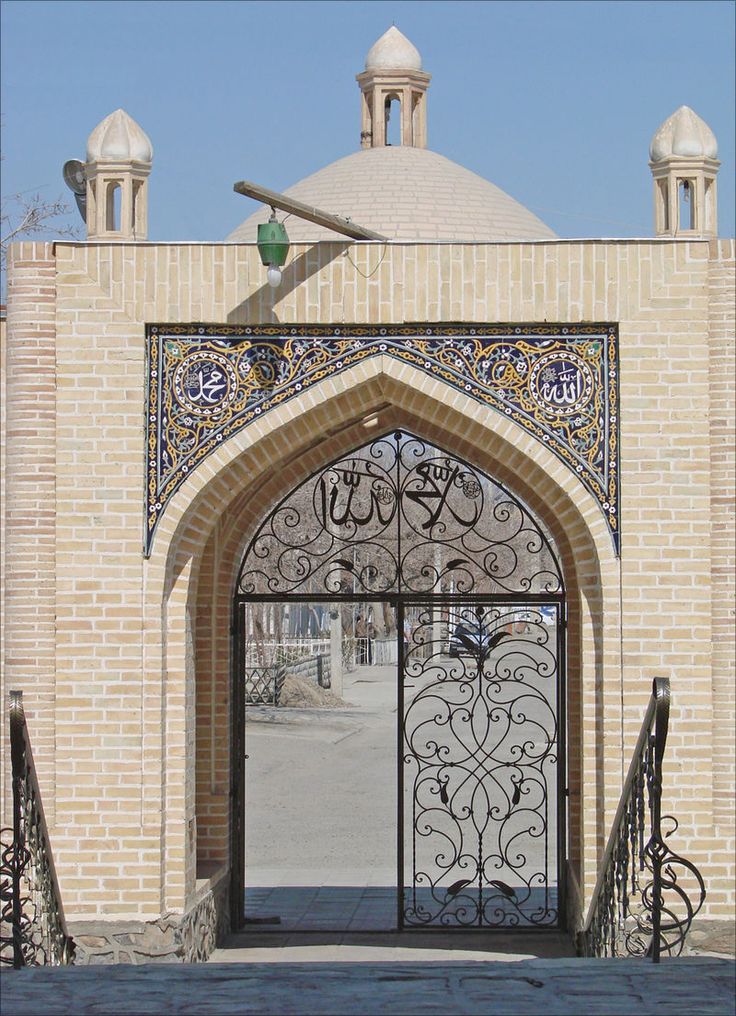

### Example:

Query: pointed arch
xmin=143 ymin=362 xmax=617 ymax=928
xmin=236 ymin=430 xmax=564 ymax=599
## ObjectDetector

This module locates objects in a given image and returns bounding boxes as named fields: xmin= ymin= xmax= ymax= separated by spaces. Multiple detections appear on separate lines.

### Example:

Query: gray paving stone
xmin=1 ymin=958 xmax=734 ymax=1016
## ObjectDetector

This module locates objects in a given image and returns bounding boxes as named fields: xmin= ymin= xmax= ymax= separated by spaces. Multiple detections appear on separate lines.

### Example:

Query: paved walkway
xmin=245 ymin=884 xmax=399 ymax=932
xmin=2 ymin=956 xmax=734 ymax=1015
xmin=244 ymin=663 xmax=556 ymax=933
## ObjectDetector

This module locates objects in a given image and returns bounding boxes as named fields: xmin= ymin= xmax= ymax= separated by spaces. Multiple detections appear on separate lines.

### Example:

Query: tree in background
xmin=1 ymin=189 xmax=78 ymax=273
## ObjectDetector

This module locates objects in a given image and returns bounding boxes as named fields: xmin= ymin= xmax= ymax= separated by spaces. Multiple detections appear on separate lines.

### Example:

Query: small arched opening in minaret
xmin=106 ymin=182 xmax=121 ymax=232
xmin=385 ymin=94 xmax=401 ymax=146
xmin=678 ymin=179 xmax=695 ymax=230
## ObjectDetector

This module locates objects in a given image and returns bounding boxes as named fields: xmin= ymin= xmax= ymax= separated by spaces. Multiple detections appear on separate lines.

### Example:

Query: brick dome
xmin=227 ymin=145 xmax=556 ymax=243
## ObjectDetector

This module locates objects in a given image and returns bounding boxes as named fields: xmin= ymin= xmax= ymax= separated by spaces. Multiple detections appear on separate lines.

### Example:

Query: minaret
xmin=649 ymin=105 xmax=719 ymax=237
xmin=85 ymin=109 xmax=153 ymax=240
xmin=356 ymin=26 xmax=431 ymax=149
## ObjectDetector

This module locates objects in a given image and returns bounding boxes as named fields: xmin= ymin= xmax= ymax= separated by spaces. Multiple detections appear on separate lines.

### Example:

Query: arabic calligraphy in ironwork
xmin=237 ymin=433 xmax=563 ymax=597
xmin=145 ymin=324 xmax=619 ymax=556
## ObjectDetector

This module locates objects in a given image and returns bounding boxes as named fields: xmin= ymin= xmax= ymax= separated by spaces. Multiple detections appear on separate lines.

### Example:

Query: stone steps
xmin=213 ymin=927 xmax=577 ymax=962
xmin=3 ymin=956 xmax=733 ymax=1015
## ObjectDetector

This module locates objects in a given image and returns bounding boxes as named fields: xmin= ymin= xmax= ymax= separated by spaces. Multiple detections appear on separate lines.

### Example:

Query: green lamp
xmin=257 ymin=208 xmax=289 ymax=287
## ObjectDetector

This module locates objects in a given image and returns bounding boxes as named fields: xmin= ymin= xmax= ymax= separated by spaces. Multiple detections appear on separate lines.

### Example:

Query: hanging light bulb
xmin=257 ymin=207 xmax=289 ymax=290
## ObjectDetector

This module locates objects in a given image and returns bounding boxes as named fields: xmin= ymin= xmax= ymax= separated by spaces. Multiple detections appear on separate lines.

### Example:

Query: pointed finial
xmin=365 ymin=26 xmax=422 ymax=71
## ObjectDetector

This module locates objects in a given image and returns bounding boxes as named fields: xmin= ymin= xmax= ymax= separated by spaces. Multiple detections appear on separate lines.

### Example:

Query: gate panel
xmin=401 ymin=601 xmax=562 ymax=928
xmin=233 ymin=432 xmax=567 ymax=932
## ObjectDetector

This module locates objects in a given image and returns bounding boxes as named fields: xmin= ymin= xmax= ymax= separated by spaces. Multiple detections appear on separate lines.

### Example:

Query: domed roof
xmin=365 ymin=26 xmax=422 ymax=71
xmin=227 ymin=146 xmax=556 ymax=243
xmin=87 ymin=108 xmax=153 ymax=164
xmin=650 ymin=105 xmax=718 ymax=162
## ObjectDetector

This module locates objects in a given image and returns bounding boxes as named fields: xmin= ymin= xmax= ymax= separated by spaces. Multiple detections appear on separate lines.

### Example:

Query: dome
xmin=227 ymin=146 xmax=556 ymax=243
xmin=649 ymin=105 xmax=718 ymax=162
xmin=87 ymin=109 xmax=153 ymax=164
xmin=365 ymin=26 xmax=422 ymax=72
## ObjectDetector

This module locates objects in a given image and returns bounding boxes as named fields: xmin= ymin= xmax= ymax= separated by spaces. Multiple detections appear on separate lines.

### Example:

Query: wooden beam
xmin=233 ymin=180 xmax=389 ymax=242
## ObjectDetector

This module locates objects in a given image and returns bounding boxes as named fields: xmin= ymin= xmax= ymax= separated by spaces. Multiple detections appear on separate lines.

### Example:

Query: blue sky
xmin=1 ymin=0 xmax=734 ymax=248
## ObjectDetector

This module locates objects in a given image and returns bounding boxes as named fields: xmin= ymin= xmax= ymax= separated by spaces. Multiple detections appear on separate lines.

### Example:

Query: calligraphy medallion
xmin=173 ymin=351 xmax=238 ymax=416
xmin=529 ymin=351 xmax=594 ymax=418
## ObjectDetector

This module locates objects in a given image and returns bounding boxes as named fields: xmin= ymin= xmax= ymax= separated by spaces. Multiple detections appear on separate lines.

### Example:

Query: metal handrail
xmin=0 ymin=691 xmax=75 ymax=967
xmin=580 ymin=677 xmax=706 ymax=961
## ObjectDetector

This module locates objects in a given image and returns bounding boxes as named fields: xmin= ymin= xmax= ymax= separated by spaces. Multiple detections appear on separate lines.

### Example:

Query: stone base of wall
xmin=564 ymin=862 xmax=584 ymax=934
xmin=684 ymin=918 xmax=736 ymax=957
xmin=286 ymin=653 xmax=331 ymax=687
xmin=68 ymin=871 xmax=230 ymax=964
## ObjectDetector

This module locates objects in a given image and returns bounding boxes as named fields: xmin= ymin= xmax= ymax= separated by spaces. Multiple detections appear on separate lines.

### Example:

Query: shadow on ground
xmin=221 ymin=926 xmax=576 ymax=961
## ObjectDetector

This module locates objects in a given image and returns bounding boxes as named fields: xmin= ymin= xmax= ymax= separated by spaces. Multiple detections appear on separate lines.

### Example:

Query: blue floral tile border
xmin=144 ymin=324 xmax=619 ymax=557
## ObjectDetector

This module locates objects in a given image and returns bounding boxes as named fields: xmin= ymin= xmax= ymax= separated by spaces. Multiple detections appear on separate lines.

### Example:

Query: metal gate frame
xmin=231 ymin=591 xmax=566 ymax=933
xmin=397 ymin=594 xmax=566 ymax=930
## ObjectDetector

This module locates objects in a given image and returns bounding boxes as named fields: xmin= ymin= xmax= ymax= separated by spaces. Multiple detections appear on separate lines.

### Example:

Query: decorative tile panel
xmin=144 ymin=324 xmax=619 ymax=556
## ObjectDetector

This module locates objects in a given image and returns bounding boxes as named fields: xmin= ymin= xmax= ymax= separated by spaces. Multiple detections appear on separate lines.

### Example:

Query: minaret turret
xmin=356 ymin=27 xmax=431 ymax=150
xmin=649 ymin=106 xmax=719 ymax=237
xmin=85 ymin=109 xmax=153 ymax=240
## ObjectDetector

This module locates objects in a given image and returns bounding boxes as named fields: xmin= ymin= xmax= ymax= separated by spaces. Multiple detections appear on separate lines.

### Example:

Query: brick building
xmin=1 ymin=27 xmax=733 ymax=961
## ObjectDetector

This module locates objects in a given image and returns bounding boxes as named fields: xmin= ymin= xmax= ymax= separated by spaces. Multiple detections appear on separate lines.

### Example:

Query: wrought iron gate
xmin=233 ymin=431 xmax=566 ymax=931
xmin=400 ymin=599 xmax=563 ymax=928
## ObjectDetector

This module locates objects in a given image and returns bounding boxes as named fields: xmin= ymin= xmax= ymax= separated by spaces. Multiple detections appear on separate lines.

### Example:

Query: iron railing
xmin=243 ymin=638 xmax=330 ymax=666
xmin=0 ymin=691 xmax=75 ymax=968
xmin=244 ymin=665 xmax=286 ymax=705
xmin=581 ymin=678 xmax=705 ymax=961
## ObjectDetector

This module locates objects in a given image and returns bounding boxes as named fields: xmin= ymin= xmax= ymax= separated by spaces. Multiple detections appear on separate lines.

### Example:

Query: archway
xmin=232 ymin=430 xmax=566 ymax=931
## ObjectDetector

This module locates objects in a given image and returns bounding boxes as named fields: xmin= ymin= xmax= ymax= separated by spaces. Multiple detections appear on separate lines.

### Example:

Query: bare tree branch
xmin=1 ymin=191 xmax=80 ymax=269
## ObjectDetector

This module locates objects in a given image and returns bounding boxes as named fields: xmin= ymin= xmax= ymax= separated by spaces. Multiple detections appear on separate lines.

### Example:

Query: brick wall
xmin=2 ymin=244 xmax=57 ymax=825
xmin=1 ymin=237 xmax=732 ymax=927
xmin=708 ymin=240 xmax=735 ymax=853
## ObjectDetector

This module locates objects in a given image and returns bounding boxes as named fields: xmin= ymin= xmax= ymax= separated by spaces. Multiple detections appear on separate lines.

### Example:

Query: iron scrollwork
xmin=238 ymin=433 xmax=563 ymax=597
xmin=402 ymin=604 xmax=561 ymax=928
xmin=582 ymin=678 xmax=706 ymax=961
xmin=0 ymin=692 xmax=75 ymax=968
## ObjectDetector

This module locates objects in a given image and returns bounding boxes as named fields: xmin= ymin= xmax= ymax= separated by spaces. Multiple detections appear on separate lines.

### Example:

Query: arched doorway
xmin=232 ymin=431 xmax=566 ymax=931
